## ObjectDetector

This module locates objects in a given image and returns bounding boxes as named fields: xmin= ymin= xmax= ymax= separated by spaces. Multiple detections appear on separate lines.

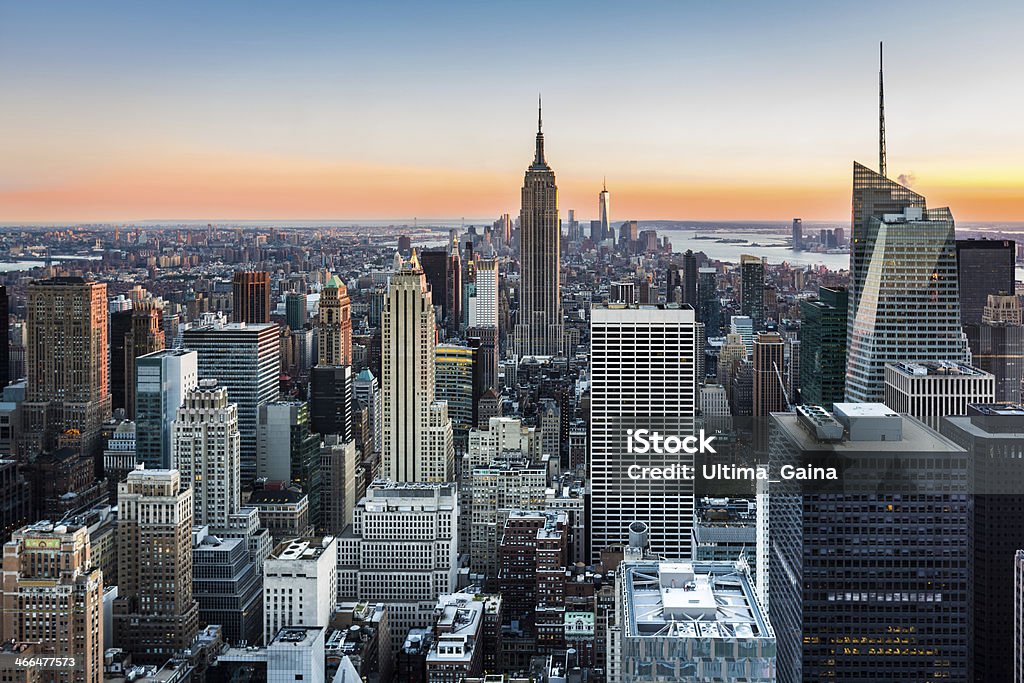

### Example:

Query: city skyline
xmin=2 ymin=2 xmax=1024 ymax=223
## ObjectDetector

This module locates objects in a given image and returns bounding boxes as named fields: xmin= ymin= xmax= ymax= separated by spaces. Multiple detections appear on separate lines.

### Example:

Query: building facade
xmin=884 ymin=361 xmax=995 ymax=428
xmin=1 ymin=522 xmax=105 ymax=683
xmin=607 ymin=561 xmax=774 ymax=683
xmin=232 ymin=271 xmax=271 ymax=324
xmin=382 ymin=253 xmax=453 ymax=483
xmin=136 ymin=349 xmax=198 ymax=469
xmin=956 ymin=238 xmax=1016 ymax=325
xmin=262 ymin=537 xmax=337 ymax=644
xmin=336 ymin=482 xmax=459 ymax=654
xmin=171 ymin=379 xmax=241 ymax=527
xmin=590 ymin=305 xmax=698 ymax=561
xmin=769 ymin=404 xmax=969 ymax=681
xmin=23 ymin=278 xmax=111 ymax=458
xmin=799 ymin=286 xmax=848 ymax=409
xmin=846 ymin=166 xmax=968 ymax=402
xmin=515 ymin=102 xmax=563 ymax=358
xmin=183 ymin=320 xmax=280 ymax=485
xmin=113 ymin=469 xmax=200 ymax=664
xmin=317 ymin=275 xmax=353 ymax=366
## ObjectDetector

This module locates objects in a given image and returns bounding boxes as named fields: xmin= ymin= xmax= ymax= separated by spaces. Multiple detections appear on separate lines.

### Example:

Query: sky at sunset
xmin=1 ymin=1 xmax=1023 ymax=223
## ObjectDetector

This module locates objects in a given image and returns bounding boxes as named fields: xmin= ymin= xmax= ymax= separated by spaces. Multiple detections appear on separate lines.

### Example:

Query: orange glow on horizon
xmin=2 ymin=153 xmax=1023 ymax=224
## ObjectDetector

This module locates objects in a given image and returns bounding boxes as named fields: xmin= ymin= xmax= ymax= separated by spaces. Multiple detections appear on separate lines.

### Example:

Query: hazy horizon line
xmin=4 ymin=217 xmax=1024 ymax=230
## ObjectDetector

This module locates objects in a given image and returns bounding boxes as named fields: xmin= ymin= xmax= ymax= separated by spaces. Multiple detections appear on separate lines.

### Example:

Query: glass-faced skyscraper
xmin=955 ymin=238 xmax=1016 ymax=325
xmin=740 ymin=255 xmax=765 ymax=330
xmin=598 ymin=179 xmax=611 ymax=243
xmin=769 ymin=404 xmax=969 ymax=681
xmin=799 ymin=286 xmax=848 ymax=409
xmin=846 ymin=164 xmax=968 ymax=403
xmin=182 ymin=320 xmax=281 ymax=485
xmin=516 ymin=100 xmax=563 ymax=357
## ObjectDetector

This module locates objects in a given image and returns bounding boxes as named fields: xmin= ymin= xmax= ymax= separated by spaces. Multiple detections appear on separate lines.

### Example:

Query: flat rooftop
xmin=270 ymin=626 xmax=323 ymax=648
xmin=773 ymin=410 xmax=964 ymax=453
xmin=832 ymin=402 xmax=899 ymax=418
xmin=592 ymin=304 xmax=696 ymax=322
xmin=887 ymin=361 xmax=989 ymax=378
xmin=434 ymin=595 xmax=483 ymax=637
xmin=694 ymin=497 xmax=756 ymax=526
xmin=269 ymin=537 xmax=331 ymax=561
xmin=622 ymin=561 xmax=772 ymax=641
xmin=968 ymin=403 xmax=1024 ymax=417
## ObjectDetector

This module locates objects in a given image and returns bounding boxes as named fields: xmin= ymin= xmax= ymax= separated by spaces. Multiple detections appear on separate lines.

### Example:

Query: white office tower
xmin=171 ymin=379 xmax=241 ymax=528
xmin=353 ymin=369 xmax=382 ymax=455
xmin=606 ymin=561 xmax=775 ymax=683
xmin=846 ymin=205 xmax=969 ymax=402
xmin=135 ymin=348 xmax=198 ymax=469
xmin=262 ymin=537 xmax=338 ymax=645
xmin=212 ymin=628 xmax=332 ymax=683
xmin=590 ymin=305 xmax=699 ymax=561
xmin=382 ymin=251 xmax=454 ymax=483
xmin=467 ymin=258 xmax=499 ymax=328
xmin=336 ymin=481 xmax=459 ymax=654
xmin=884 ymin=361 xmax=995 ymax=428
xmin=268 ymin=627 xmax=327 ymax=683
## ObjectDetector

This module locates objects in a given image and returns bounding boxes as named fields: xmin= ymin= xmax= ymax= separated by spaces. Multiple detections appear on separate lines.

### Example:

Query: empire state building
xmin=516 ymin=99 xmax=563 ymax=357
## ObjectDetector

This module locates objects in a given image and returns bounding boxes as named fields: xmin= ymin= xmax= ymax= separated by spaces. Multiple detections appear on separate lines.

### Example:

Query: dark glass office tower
xmin=697 ymin=267 xmax=721 ymax=336
xmin=665 ymin=264 xmax=681 ymax=304
xmin=770 ymin=404 xmax=969 ymax=682
xmin=799 ymin=286 xmax=848 ymax=409
xmin=109 ymin=309 xmax=133 ymax=412
xmin=955 ymin=238 xmax=1015 ymax=325
xmin=0 ymin=286 xmax=8 ymax=388
xmin=965 ymin=308 xmax=1024 ymax=404
xmin=681 ymin=249 xmax=698 ymax=307
xmin=740 ymin=255 xmax=765 ymax=329
xmin=285 ymin=291 xmax=307 ymax=331
xmin=309 ymin=364 xmax=353 ymax=440
xmin=418 ymin=239 xmax=463 ymax=335
xmin=941 ymin=404 xmax=1024 ymax=683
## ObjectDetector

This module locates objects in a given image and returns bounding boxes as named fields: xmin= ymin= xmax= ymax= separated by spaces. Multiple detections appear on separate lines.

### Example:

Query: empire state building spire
xmin=532 ymin=94 xmax=548 ymax=169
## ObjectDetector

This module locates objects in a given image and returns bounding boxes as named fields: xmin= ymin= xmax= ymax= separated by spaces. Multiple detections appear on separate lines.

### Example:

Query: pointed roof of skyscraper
xmin=530 ymin=94 xmax=550 ymax=171
xmin=324 ymin=274 xmax=344 ymax=290
xmin=878 ymin=41 xmax=887 ymax=178
xmin=356 ymin=368 xmax=376 ymax=382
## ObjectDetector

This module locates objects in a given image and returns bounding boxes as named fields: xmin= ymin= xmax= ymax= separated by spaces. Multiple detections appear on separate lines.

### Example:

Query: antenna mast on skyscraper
xmin=879 ymin=41 xmax=886 ymax=178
